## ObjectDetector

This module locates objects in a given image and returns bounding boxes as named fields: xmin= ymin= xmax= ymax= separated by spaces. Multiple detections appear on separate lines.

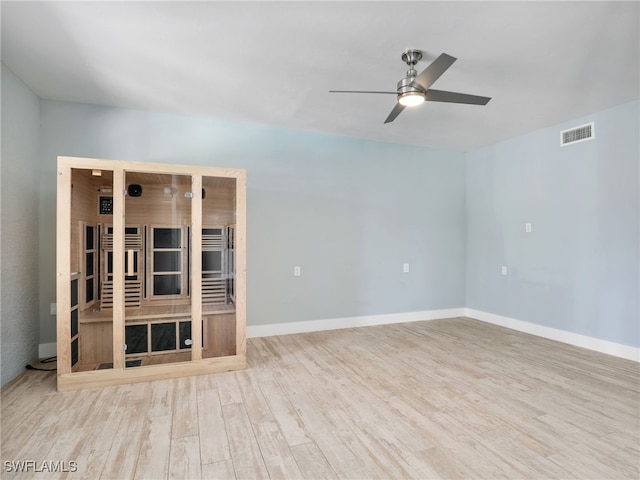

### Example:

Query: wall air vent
xmin=560 ymin=122 xmax=594 ymax=147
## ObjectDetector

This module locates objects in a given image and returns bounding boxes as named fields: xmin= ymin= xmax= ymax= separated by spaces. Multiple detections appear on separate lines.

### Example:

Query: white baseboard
xmin=247 ymin=308 xmax=466 ymax=338
xmin=247 ymin=307 xmax=639 ymax=362
xmin=39 ymin=342 xmax=56 ymax=358
xmin=465 ymin=308 xmax=639 ymax=362
xmin=42 ymin=308 xmax=637 ymax=363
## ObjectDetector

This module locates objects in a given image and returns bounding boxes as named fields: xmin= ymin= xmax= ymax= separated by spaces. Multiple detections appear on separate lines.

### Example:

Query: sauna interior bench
xmin=79 ymin=303 xmax=235 ymax=323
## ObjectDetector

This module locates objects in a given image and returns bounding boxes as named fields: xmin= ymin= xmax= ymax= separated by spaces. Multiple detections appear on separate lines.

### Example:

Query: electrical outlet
xmin=403 ymin=263 xmax=410 ymax=273
xmin=525 ymin=223 xmax=532 ymax=233
xmin=294 ymin=266 xmax=301 ymax=277
xmin=501 ymin=266 xmax=508 ymax=276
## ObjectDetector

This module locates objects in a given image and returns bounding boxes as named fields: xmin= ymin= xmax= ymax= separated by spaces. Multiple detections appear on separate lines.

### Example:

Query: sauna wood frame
xmin=56 ymin=156 xmax=246 ymax=391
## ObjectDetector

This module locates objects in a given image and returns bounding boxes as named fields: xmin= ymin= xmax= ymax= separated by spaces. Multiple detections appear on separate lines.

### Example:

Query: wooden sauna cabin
xmin=56 ymin=156 xmax=246 ymax=391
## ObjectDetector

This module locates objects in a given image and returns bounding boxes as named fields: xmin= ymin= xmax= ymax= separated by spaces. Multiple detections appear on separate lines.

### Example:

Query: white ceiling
xmin=2 ymin=1 xmax=638 ymax=151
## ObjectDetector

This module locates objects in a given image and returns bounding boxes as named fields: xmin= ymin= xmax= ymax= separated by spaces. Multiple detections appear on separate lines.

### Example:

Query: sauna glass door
xmin=123 ymin=171 xmax=193 ymax=367
xmin=202 ymin=175 xmax=237 ymax=359
xmin=66 ymin=167 xmax=115 ymax=372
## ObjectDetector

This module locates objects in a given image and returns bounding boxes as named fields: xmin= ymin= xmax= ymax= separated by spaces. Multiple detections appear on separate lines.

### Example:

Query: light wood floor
xmin=2 ymin=317 xmax=639 ymax=479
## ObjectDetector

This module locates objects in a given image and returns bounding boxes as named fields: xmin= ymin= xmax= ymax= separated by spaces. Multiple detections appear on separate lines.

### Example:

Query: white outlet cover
xmin=501 ymin=266 xmax=508 ymax=275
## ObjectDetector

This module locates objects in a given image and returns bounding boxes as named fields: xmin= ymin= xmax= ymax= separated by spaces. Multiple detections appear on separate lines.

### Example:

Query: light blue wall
xmin=37 ymin=100 xmax=467 ymax=344
xmin=1 ymin=65 xmax=41 ymax=387
xmin=4 ymin=75 xmax=636 ymax=384
xmin=466 ymin=100 xmax=639 ymax=347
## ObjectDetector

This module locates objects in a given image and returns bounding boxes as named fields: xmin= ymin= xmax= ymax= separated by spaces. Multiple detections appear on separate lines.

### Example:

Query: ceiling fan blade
xmin=425 ymin=89 xmax=491 ymax=105
xmin=411 ymin=53 xmax=457 ymax=91
xmin=329 ymin=90 xmax=397 ymax=94
xmin=384 ymin=103 xmax=406 ymax=124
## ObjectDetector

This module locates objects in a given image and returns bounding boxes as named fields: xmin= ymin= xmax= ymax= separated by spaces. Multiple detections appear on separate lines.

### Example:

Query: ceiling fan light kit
xmin=398 ymin=92 xmax=425 ymax=107
xmin=329 ymin=49 xmax=491 ymax=123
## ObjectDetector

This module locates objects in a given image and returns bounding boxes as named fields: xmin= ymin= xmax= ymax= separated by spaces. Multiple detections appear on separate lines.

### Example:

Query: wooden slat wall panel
xmin=101 ymin=280 xmax=143 ymax=308
xmin=101 ymin=232 xmax=143 ymax=250
xmin=202 ymin=278 xmax=227 ymax=304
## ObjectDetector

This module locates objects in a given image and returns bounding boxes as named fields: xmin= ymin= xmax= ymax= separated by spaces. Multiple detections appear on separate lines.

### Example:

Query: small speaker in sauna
xmin=127 ymin=184 xmax=142 ymax=197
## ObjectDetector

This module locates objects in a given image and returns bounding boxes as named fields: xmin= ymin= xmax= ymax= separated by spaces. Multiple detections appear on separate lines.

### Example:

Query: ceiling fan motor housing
xmin=397 ymin=73 xmax=423 ymax=95
xmin=397 ymin=71 xmax=426 ymax=106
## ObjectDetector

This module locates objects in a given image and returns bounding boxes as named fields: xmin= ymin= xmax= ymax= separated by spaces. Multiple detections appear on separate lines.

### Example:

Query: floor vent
xmin=561 ymin=122 xmax=594 ymax=146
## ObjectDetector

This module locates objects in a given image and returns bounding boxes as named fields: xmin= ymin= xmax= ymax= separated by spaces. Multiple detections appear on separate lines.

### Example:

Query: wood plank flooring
xmin=2 ymin=317 xmax=639 ymax=479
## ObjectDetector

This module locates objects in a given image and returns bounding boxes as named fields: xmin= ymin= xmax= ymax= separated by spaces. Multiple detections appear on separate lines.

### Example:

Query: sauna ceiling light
xmin=92 ymin=169 xmax=102 ymax=176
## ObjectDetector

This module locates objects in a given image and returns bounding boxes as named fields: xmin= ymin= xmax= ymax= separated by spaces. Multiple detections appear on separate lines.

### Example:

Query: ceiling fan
xmin=329 ymin=49 xmax=491 ymax=124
